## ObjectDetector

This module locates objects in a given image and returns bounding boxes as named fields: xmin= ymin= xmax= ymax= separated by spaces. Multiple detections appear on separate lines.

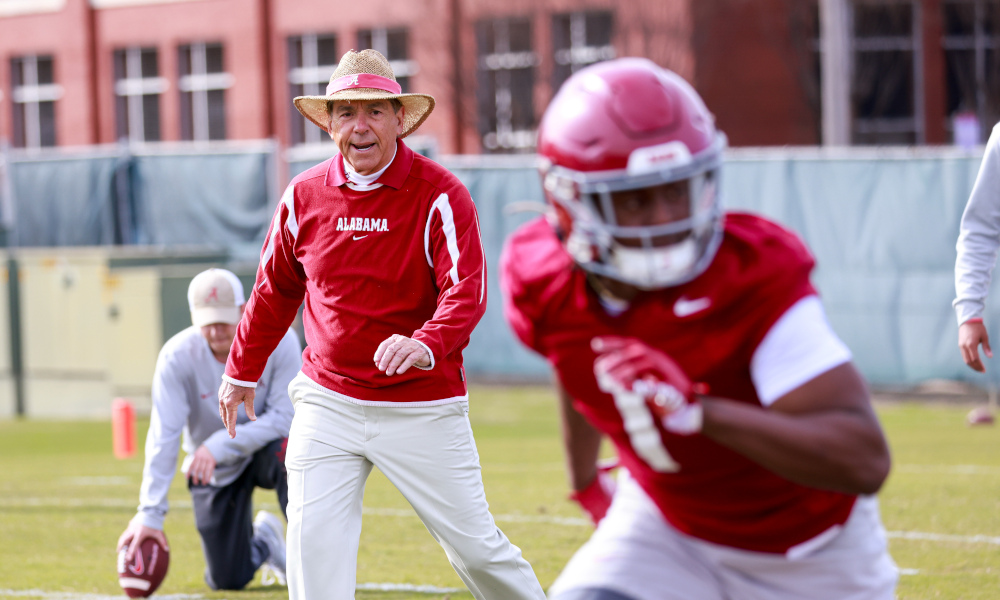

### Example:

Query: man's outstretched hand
xmin=959 ymin=318 xmax=992 ymax=373
xmin=218 ymin=380 xmax=256 ymax=438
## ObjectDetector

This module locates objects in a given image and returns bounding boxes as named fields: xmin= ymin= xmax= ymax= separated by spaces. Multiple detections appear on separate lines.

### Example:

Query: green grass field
xmin=1 ymin=387 xmax=999 ymax=599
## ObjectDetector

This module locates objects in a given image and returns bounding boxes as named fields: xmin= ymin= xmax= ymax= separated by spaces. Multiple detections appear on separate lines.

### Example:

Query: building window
xmin=11 ymin=55 xmax=61 ymax=148
xmin=942 ymin=0 xmax=1000 ymax=144
xmin=476 ymin=17 xmax=538 ymax=152
xmin=850 ymin=1 xmax=922 ymax=144
xmin=113 ymin=47 xmax=166 ymax=143
xmin=357 ymin=28 xmax=418 ymax=93
xmin=178 ymin=42 xmax=232 ymax=141
xmin=552 ymin=11 xmax=615 ymax=92
xmin=288 ymin=33 xmax=339 ymax=145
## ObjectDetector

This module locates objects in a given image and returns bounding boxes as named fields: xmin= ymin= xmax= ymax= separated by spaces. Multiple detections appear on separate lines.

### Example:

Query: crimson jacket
xmin=225 ymin=139 xmax=486 ymax=402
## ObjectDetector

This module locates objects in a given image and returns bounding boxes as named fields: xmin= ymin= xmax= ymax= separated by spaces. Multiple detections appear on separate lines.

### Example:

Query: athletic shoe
xmin=260 ymin=563 xmax=285 ymax=587
xmin=253 ymin=510 xmax=287 ymax=586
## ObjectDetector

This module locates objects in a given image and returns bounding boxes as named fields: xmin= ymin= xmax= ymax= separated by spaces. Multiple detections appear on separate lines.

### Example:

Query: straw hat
xmin=293 ymin=49 xmax=435 ymax=139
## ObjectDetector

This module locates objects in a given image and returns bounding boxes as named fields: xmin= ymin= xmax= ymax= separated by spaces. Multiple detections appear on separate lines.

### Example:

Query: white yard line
xmin=357 ymin=583 xmax=465 ymax=593
xmin=0 ymin=592 xmax=201 ymax=600
xmin=63 ymin=476 xmax=133 ymax=486
xmin=0 ymin=498 xmax=147 ymax=509
xmin=895 ymin=464 xmax=1000 ymax=475
xmin=0 ymin=584 xmax=466 ymax=599
xmin=0 ymin=498 xmax=192 ymax=509
xmin=492 ymin=512 xmax=591 ymax=527
xmin=887 ymin=530 xmax=1000 ymax=546
xmin=0 ymin=583 xmax=466 ymax=598
xmin=363 ymin=506 xmax=591 ymax=527
xmin=5 ymin=497 xmax=1000 ymax=547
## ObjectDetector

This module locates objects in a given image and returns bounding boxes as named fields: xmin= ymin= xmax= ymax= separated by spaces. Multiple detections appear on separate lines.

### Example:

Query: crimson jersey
xmin=226 ymin=139 xmax=486 ymax=402
xmin=501 ymin=213 xmax=856 ymax=554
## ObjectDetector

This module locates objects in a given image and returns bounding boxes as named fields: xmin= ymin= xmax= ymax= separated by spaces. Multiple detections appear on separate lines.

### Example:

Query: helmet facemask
xmin=543 ymin=135 xmax=726 ymax=290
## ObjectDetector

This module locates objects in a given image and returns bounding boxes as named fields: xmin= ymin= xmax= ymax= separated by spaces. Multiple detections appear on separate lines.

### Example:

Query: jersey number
xmin=612 ymin=390 xmax=680 ymax=472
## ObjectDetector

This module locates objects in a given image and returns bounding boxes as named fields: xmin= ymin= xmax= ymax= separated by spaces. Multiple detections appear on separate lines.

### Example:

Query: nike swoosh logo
xmin=673 ymin=296 xmax=711 ymax=318
xmin=352 ymin=235 xmax=368 ymax=241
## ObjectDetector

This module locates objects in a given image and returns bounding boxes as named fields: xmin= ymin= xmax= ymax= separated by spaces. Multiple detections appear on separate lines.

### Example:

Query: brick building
xmin=0 ymin=0 xmax=997 ymax=154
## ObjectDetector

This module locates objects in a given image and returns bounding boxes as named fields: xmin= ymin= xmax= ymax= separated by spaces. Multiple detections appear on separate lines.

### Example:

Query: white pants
xmin=284 ymin=373 xmax=545 ymax=600
xmin=549 ymin=472 xmax=898 ymax=600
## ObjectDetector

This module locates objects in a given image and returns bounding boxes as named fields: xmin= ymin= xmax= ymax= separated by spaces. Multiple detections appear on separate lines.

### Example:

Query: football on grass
xmin=117 ymin=537 xmax=169 ymax=598
xmin=966 ymin=406 xmax=995 ymax=426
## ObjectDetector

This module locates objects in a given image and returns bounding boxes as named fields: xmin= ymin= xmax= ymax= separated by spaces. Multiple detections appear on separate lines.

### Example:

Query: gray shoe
xmin=253 ymin=510 xmax=286 ymax=586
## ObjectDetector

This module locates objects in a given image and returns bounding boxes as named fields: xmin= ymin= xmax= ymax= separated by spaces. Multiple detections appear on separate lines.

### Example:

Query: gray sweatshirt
xmin=955 ymin=123 xmax=1000 ymax=325
xmin=136 ymin=326 xmax=302 ymax=530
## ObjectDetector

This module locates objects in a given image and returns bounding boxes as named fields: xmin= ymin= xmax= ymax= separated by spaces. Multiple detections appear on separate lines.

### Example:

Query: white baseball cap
xmin=187 ymin=268 xmax=246 ymax=327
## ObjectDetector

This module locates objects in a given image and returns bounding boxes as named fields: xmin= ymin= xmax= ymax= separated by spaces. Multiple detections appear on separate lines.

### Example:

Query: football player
xmin=500 ymin=58 xmax=898 ymax=600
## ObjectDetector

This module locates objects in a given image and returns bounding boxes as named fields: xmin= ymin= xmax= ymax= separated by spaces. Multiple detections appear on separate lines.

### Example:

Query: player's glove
xmin=592 ymin=336 xmax=706 ymax=435
xmin=569 ymin=462 xmax=617 ymax=526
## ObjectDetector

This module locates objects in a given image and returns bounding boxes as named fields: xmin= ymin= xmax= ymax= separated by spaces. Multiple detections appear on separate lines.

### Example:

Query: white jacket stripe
xmin=260 ymin=184 xmax=299 ymax=288
xmin=424 ymin=193 xmax=461 ymax=286
xmin=472 ymin=207 xmax=486 ymax=303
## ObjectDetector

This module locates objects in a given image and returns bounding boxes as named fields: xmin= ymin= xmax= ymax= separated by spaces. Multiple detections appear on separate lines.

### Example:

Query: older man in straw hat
xmin=218 ymin=49 xmax=546 ymax=600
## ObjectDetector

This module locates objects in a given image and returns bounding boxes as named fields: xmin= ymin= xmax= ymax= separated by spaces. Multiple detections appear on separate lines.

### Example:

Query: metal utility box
xmin=18 ymin=250 xmax=117 ymax=418
xmin=11 ymin=246 xmax=228 ymax=419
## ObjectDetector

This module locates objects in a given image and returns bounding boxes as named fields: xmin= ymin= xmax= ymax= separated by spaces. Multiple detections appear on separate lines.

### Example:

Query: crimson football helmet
xmin=537 ymin=58 xmax=726 ymax=289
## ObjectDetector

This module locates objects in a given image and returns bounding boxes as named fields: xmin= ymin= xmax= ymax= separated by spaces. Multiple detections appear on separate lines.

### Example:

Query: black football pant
xmin=188 ymin=437 xmax=288 ymax=590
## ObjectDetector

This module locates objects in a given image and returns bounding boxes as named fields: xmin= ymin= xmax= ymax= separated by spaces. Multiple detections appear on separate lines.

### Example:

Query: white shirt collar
xmin=344 ymin=143 xmax=397 ymax=188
